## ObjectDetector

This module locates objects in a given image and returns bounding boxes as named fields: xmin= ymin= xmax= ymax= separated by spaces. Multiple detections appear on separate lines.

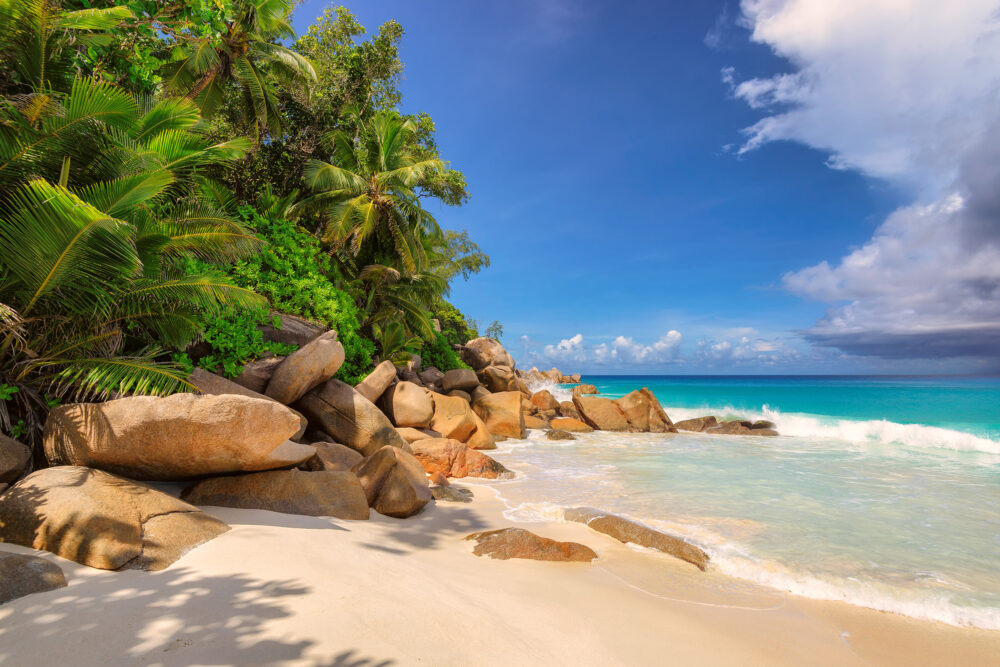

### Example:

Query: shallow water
xmin=500 ymin=375 xmax=1000 ymax=629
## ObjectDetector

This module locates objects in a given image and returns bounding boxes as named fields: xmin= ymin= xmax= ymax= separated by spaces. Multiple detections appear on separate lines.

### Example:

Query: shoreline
xmin=1 ymin=475 xmax=998 ymax=665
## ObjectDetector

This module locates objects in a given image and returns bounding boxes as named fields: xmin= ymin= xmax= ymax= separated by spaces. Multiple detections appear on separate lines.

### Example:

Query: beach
xmin=1 ymin=473 xmax=998 ymax=666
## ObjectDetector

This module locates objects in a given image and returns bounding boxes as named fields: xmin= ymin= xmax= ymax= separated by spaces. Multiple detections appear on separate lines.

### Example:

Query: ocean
xmin=490 ymin=375 xmax=1000 ymax=630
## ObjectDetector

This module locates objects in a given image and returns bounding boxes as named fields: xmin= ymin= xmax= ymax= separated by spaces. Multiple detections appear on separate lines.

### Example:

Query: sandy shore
xmin=0 ymin=480 xmax=997 ymax=666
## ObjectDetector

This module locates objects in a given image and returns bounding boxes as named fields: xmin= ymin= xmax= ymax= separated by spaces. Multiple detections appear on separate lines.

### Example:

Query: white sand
xmin=0 ymin=482 xmax=997 ymax=666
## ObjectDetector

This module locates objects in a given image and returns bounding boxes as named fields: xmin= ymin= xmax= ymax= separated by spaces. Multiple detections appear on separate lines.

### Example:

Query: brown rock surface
xmin=673 ymin=416 xmax=718 ymax=432
xmin=472 ymin=391 xmax=526 ymax=439
xmin=0 ymin=434 xmax=30 ymax=484
xmin=0 ymin=467 xmax=229 ymax=571
xmin=353 ymin=446 xmax=431 ymax=518
xmin=447 ymin=389 xmax=472 ymax=403
xmin=465 ymin=528 xmax=596 ymax=562
xmin=379 ymin=381 xmax=434 ymax=429
xmin=418 ymin=367 xmax=444 ymax=386
xmin=266 ymin=331 xmax=345 ymax=404
xmin=188 ymin=367 xmax=308 ymax=439
xmin=546 ymin=429 xmax=576 ymax=441
xmin=410 ymin=438 xmax=511 ymax=479
xmin=641 ymin=388 xmax=675 ymax=433
xmin=395 ymin=427 xmax=443 ymax=444
xmin=301 ymin=441 xmax=364 ymax=472
xmin=477 ymin=365 xmax=515 ymax=393
xmin=558 ymin=401 xmax=580 ymax=419
xmin=182 ymin=470 xmax=369 ymax=520
xmin=0 ymin=552 xmax=67 ymax=604
xmin=572 ymin=384 xmax=599 ymax=395
xmin=429 ymin=393 xmax=478 ymax=442
xmin=432 ymin=486 xmax=474 ymax=503
xmin=465 ymin=411 xmax=497 ymax=450
xmin=231 ymin=356 xmax=283 ymax=393
xmin=354 ymin=360 xmax=398 ymax=404
xmin=530 ymin=390 xmax=560 ymax=411
xmin=564 ymin=507 xmax=708 ymax=570
xmin=464 ymin=338 xmax=515 ymax=370
xmin=441 ymin=368 xmax=479 ymax=393
xmin=261 ymin=312 xmax=325 ymax=347
xmin=523 ymin=415 xmax=548 ymax=429
xmin=43 ymin=394 xmax=313 ymax=480
xmin=572 ymin=396 xmax=629 ymax=432
xmin=549 ymin=417 xmax=593 ymax=433
xmin=295 ymin=379 xmax=410 ymax=456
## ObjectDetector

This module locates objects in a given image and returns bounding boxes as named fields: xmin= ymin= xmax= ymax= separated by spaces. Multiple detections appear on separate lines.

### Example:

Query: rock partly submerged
xmin=0 ymin=467 xmax=229 ymax=571
xmin=465 ymin=528 xmax=597 ymax=562
xmin=564 ymin=507 xmax=708 ymax=571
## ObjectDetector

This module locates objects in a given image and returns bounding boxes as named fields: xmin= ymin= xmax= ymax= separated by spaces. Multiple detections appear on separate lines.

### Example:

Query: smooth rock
xmin=396 ymin=427 xmax=443 ymax=444
xmin=231 ymin=356 xmax=284 ymax=393
xmin=465 ymin=528 xmax=596 ymax=562
xmin=572 ymin=396 xmax=629 ymax=432
xmin=431 ymin=486 xmax=473 ymax=503
xmin=418 ymin=367 xmax=444 ymax=386
xmin=549 ymin=417 xmax=593 ymax=433
xmin=301 ymin=441 xmax=364 ymax=472
xmin=266 ymin=331 xmax=345 ymax=404
xmin=353 ymin=446 xmax=431 ymax=518
xmin=530 ymin=390 xmax=560 ymax=412
xmin=410 ymin=438 xmax=511 ymax=479
xmin=0 ymin=467 xmax=229 ymax=570
xmin=295 ymin=379 xmax=410 ymax=457
xmin=673 ymin=416 xmax=718 ymax=432
xmin=429 ymin=393 xmax=478 ymax=442
xmin=641 ymin=387 xmax=676 ymax=433
xmin=558 ymin=401 xmax=580 ymax=419
xmin=0 ymin=552 xmax=67 ymax=604
xmin=463 ymin=338 xmax=515 ymax=370
xmin=441 ymin=368 xmax=479 ymax=393
xmin=472 ymin=391 xmax=526 ymax=439
xmin=447 ymin=389 xmax=472 ymax=403
xmin=614 ymin=390 xmax=651 ymax=431
xmin=262 ymin=312 xmax=325 ymax=347
xmin=572 ymin=384 xmax=599 ymax=395
xmin=705 ymin=420 xmax=755 ymax=435
xmin=470 ymin=385 xmax=491 ymax=403
xmin=752 ymin=420 xmax=777 ymax=430
xmin=188 ymin=367 xmax=308 ymax=440
xmin=379 ymin=381 xmax=434 ymax=429
xmin=182 ymin=470 xmax=369 ymax=520
xmin=523 ymin=415 xmax=548 ymax=429
xmin=44 ymin=394 xmax=313 ymax=480
xmin=465 ymin=411 xmax=497 ymax=450
xmin=477 ymin=365 xmax=514 ymax=393
xmin=546 ymin=429 xmax=576 ymax=441
xmin=0 ymin=434 xmax=30 ymax=484
xmin=355 ymin=360 xmax=398 ymax=404
xmin=565 ymin=507 xmax=708 ymax=570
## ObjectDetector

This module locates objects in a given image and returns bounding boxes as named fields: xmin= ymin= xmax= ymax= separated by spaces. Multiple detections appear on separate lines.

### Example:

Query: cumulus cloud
xmin=729 ymin=0 xmax=1000 ymax=359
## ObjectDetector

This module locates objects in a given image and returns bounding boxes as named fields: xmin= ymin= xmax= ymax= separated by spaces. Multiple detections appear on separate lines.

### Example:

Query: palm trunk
xmin=185 ymin=64 xmax=221 ymax=101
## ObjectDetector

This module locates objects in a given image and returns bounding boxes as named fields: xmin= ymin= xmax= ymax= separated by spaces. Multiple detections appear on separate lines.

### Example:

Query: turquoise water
xmin=490 ymin=375 xmax=1000 ymax=629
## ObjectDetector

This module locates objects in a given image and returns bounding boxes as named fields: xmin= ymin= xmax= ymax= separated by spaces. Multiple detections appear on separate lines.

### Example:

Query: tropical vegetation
xmin=0 ymin=0 xmax=496 ymax=446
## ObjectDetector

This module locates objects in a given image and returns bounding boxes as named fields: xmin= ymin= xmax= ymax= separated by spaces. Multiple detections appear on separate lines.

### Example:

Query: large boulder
xmin=354 ymin=360 xmax=398 ymax=404
xmin=613 ymin=388 xmax=675 ymax=433
xmin=465 ymin=528 xmax=596 ymax=562
xmin=572 ymin=384 xmax=599 ymax=395
xmin=0 ymin=434 xmax=30 ymax=484
xmin=395 ymin=427 xmax=442 ymax=444
xmin=188 ymin=367 xmax=308 ymax=440
xmin=231 ymin=356 xmax=284 ymax=393
xmin=530 ymin=390 xmax=559 ymax=412
xmin=523 ymin=415 xmax=548 ymax=429
xmin=182 ymin=470 xmax=369 ymax=520
xmin=301 ymin=441 xmax=364 ymax=472
xmin=0 ymin=467 xmax=229 ymax=570
xmin=378 ymin=381 xmax=434 ymax=429
xmin=261 ymin=312 xmax=325 ymax=347
xmin=429 ymin=393 xmax=478 ymax=442
xmin=295 ymin=379 xmax=410 ymax=457
xmin=0 ymin=553 xmax=67 ymax=604
xmin=464 ymin=338 xmax=515 ymax=370
xmin=544 ymin=368 xmax=563 ymax=383
xmin=43 ymin=394 xmax=314 ymax=480
xmin=558 ymin=401 xmax=580 ymax=419
xmin=477 ymin=365 xmax=514 ymax=393
xmin=550 ymin=417 xmax=593 ymax=433
xmin=472 ymin=391 xmax=526 ymax=439
xmin=441 ymin=368 xmax=479 ymax=393
xmin=641 ymin=388 xmax=676 ymax=433
xmin=410 ymin=438 xmax=511 ymax=479
xmin=465 ymin=411 xmax=497 ymax=450
xmin=418 ymin=367 xmax=444 ymax=386
xmin=673 ymin=416 xmax=718 ymax=432
xmin=265 ymin=331 xmax=345 ymax=404
xmin=572 ymin=396 xmax=629 ymax=432
xmin=353 ymin=446 xmax=431 ymax=518
xmin=564 ymin=507 xmax=708 ymax=571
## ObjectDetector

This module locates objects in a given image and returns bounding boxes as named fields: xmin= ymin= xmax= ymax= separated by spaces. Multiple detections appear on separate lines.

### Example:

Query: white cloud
xmin=729 ymin=0 xmax=1000 ymax=360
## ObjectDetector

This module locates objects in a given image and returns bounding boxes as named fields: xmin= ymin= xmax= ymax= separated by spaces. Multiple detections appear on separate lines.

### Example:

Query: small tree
xmin=485 ymin=321 xmax=504 ymax=341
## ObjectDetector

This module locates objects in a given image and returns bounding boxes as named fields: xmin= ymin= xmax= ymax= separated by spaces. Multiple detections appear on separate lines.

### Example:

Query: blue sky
xmin=292 ymin=1 xmax=1000 ymax=374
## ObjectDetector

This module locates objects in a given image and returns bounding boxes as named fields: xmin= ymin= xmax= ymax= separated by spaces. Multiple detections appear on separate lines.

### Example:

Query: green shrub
xmin=185 ymin=208 xmax=375 ymax=383
xmin=420 ymin=332 xmax=469 ymax=372
xmin=434 ymin=300 xmax=479 ymax=347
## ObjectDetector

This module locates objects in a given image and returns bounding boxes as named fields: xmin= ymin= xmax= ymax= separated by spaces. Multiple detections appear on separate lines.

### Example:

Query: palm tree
xmin=299 ymin=111 xmax=445 ymax=273
xmin=160 ymin=0 xmax=316 ymax=139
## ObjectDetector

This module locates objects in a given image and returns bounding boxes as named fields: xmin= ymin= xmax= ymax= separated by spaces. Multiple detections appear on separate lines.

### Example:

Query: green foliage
xmin=434 ymin=300 xmax=479 ymax=347
xmin=195 ymin=306 xmax=295 ymax=378
xmin=428 ymin=230 xmax=490 ymax=284
xmin=373 ymin=321 xmax=420 ymax=365
xmin=485 ymin=321 xmax=504 ymax=341
xmin=186 ymin=207 xmax=374 ymax=384
xmin=420 ymin=332 xmax=469 ymax=372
